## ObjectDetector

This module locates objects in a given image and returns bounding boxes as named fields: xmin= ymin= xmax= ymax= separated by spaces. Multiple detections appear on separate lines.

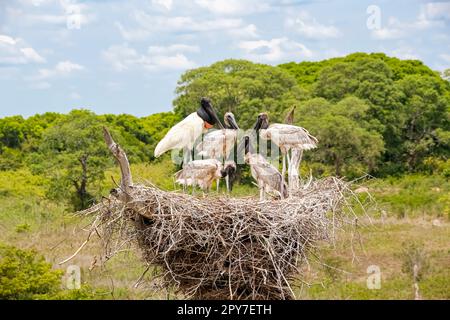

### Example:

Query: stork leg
xmin=281 ymin=153 xmax=286 ymax=199
xmin=225 ymin=175 xmax=230 ymax=194
xmin=216 ymin=178 xmax=220 ymax=193
xmin=259 ymin=187 xmax=264 ymax=201
xmin=191 ymin=173 xmax=196 ymax=196
xmin=286 ymin=151 xmax=292 ymax=190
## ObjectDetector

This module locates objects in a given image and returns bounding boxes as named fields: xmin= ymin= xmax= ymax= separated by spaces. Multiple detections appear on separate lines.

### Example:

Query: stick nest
xmin=82 ymin=176 xmax=361 ymax=300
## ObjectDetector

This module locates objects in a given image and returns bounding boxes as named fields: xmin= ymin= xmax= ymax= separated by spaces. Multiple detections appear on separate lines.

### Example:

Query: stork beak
xmin=226 ymin=114 xmax=239 ymax=130
xmin=199 ymin=97 xmax=224 ymax=129
xmin=211 ymin=110 xmax=224 ymax=129
xmin=253 ymin=113 xmax=269 ymax=132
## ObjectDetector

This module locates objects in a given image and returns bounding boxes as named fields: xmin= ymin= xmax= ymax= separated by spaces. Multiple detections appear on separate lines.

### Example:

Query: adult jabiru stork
xmin=259 ymin=118 xmax=318 ymax=196
xmin=242 ymin=136 xmax=287 ymax=201
xmin=154 ymin=97 xmax=224 ymax=165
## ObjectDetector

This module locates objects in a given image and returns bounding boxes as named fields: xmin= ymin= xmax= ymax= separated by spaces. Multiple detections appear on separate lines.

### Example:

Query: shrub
xmin=0 ymin=244 xmax=63 ymax=299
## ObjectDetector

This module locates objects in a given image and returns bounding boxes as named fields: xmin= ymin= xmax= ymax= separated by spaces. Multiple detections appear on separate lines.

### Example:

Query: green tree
xmin=34 ymin=110 xmax=112 ymax=210
xmin=0 ymin=116 xmax=25 ymax=149
xmin=299 ymin=97 xmax=385 ymax=176
xmin=174 ymin=59 xmax=305 ymax=128
xmin=0 ymin=244 xmax=63 ymax=299
xmin=395 ymin=75 xmax=450 ymax=170
xmin=281 ymin=52 xmax=450 ymax=174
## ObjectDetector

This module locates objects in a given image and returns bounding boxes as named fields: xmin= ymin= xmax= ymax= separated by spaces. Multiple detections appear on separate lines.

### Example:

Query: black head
xmin=253 ymin=112 xmax=269 ymax=132
xmin=244 ymin=135 xmax=250 ymax=155
xmin=220 ymin=162 xmax=237 ymax=191
xmin=224 ymin=112 xmax=239 ymax=130
xmin=197 ymin=97 xmax=224 ymax=129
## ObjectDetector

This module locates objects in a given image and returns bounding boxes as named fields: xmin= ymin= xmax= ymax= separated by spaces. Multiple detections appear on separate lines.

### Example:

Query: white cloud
xmin=135 ymin=12 xmax=242 ymax=32
xmin=285 ymin=11 xmax=341 ymax=39
xmin=115 ymin=22 xmax=151 ymax=42
xmin=421 ymin=2 xmax=450 ymax=20
xmin=103 ymin=44 xmax=197 ymax=72
xmin=440 ymin=54 xmax=450 ymax=64
xmin=7 ymin=1 xmax=93 ymax=28
xmin=147 ymin=44 xmax=200 ymax=55
xmin=35 ymin=60 xmax=84 ymax=80
xmin=0 ymin=34 xmax=46 ymax=65
xmin=239 ymin=37 xmax=313 ymax=63
xmin=117 ymin=11 xmax=245 ymax=41
xmin=195 ymin=0 xmax=269 ymax=15
xmin=152 ymin=0 xmax=173 ymax=11
xmin=227 ymin=24 xmax=259 ymax=39
xmin=389 ymin=46 xmax=420 ymax=60
xmin=27 ymin=60 xmax=84 ymax=89
xmin=371 ymin=6 xmax=446 ymax=40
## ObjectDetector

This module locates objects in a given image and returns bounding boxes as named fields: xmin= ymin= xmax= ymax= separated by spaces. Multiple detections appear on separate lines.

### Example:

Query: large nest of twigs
xmin=74 ymin=128 xmax=363 ymax=300
xmin=83 ymin=177 xmax=357 ymax=300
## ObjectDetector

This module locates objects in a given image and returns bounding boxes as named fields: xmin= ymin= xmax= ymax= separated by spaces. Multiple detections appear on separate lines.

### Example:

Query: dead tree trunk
xmin=103 ymin=127 xmax=133 ymax=201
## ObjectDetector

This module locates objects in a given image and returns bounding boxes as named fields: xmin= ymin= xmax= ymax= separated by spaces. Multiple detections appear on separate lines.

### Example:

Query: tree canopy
xmin=0 ymin=52 xmax=448 ymax=205
xmin=174 ymin=59 xmax=305 ymax=129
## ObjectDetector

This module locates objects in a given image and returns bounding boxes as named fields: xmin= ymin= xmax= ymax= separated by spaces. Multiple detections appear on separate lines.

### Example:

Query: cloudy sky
xmin=0 ymin=0 xmax=449 ymax=118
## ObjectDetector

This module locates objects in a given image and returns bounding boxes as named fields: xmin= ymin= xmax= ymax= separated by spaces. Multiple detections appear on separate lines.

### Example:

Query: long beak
xmin=228 ymin=116 xmax=239 ymax=130
xmin=212 ymin=109 xmax=224 ymax=129
xmin=253 ymin=118 xmax=261 ymax=132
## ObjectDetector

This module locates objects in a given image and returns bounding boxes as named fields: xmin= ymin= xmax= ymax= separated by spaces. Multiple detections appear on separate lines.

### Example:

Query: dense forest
xmin=1 ymin=53 xmax=448 ymax=210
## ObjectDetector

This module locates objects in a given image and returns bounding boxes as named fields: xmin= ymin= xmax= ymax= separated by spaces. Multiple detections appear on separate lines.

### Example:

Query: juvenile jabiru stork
xmin=259 ymin=121 xmax=318 ymax=195
xmin=154 ymin=98 xmax=224 ymax=165
xmin=196 ymin=112 xmax=239 ymax=193
xmin=196 ymin=112 xmax=239 ymax=160
xmin=174 ymin=159 xmax=236 ymax=193
xmin=242 ymin=136 xmax=287 ymax=201
xmin=220 ymin=160 xmax=237 ymax=193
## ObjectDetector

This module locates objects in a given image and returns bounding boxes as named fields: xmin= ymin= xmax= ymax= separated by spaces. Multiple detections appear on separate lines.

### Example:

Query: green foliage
xmin=0 ymin=116 xmax=25 ymax=149
xmin=299 ymin=96 xmax=384 ymax=176
xmin=34 ymin=110 xmax=112 ymax=210
xmin=0 ymin=244 xmax=63 ymax=299
xmin=368 ymin=174 xmax=450 ymax=218
xmin=397 ymin=242 xmax=429 ymax=281
xmin=281 ymin=52 xmax=450 ymax=175
xmin=174 ymin=59 xmax=305 ymax=128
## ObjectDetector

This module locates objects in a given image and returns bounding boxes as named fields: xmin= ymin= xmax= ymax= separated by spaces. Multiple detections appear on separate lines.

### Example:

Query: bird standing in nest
xmin=242 ymin=136 xmax=288 ymax=201
xmin=196 ymin=112 xmax=239 ymax=193
xmin=154 ymin=97 xmax=224 ymax=165
xmin=175 ymin=159 xmax=236 ymax=194
xmin=259 ymin=108 xmax=318 ymax=195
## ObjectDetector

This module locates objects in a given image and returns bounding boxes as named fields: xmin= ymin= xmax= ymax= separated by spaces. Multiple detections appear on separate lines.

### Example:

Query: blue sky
xmin=0 ymin=0 xmax=449 ymax=118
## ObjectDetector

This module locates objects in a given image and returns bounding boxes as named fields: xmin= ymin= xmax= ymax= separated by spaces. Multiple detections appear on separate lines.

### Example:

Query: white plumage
xmin=175 ymin=159 xmax=223 ymax=191
xmin=196 ymin=112 xmax=239 ymax=160
xmin=154 ymin=112 xmax=206 ymax=158
xmin=196 ymin=129 xmax=237 ymax=159
xmin=259 ymin=124 xmax=318 ymax=153
xmin=260 ymin=123 xmax=318 ymax=195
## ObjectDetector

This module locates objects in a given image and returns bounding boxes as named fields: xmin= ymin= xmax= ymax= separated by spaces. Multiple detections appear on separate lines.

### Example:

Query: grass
xmin=0 ymin=165 xmax=449 ymax=299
